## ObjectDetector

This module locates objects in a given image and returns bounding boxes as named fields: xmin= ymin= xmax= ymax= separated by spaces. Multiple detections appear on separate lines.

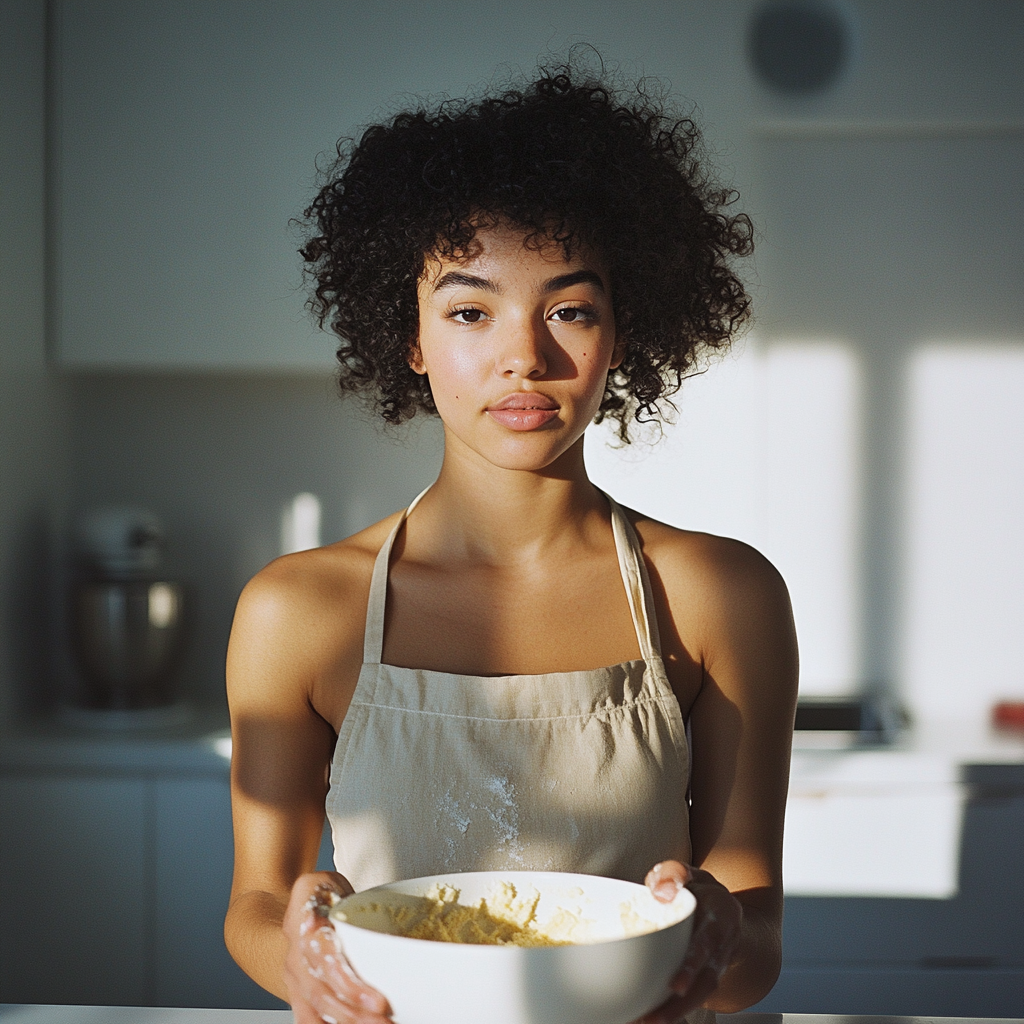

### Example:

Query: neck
xmin=413 ymin=434 xmax=611 ymax=565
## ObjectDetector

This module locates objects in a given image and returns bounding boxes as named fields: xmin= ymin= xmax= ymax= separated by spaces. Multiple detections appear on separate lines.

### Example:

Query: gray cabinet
xmin=154 ymin=778 xmax=282 ymax=1008
xmin=56 ymin=0 xmax=557 ymax=371
xmin=52 ymin=2 xmax=334 ymax=370
xmin=50 ymin=1 xmax=762 ymax=372
xmin=0 ymin=770 xmax=285 ymax=1008
xmin=754 ymin=768 xmax=1024 ymax=1016
xmin=0 ymin=777 xmax=148 ymax=1004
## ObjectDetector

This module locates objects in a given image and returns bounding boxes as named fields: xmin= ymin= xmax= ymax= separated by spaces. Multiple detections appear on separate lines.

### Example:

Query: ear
xmin=407 ymin=339 xmax=427 ymax=375
xmin=609 ymin=333 xmax=626 ymax=370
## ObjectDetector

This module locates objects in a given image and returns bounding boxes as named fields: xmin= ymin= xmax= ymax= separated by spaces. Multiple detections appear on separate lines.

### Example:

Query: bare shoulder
xmin=623 ymin=509 xmax=797 ymax=690
xmin=226 ymin=511 xmax=403 ymax=721
xmin=623 ymin=509 xmax=798 ymax=890
xmin=231 ymin=517 xmax=393 ymax=640
xmin=628 ymin=510 xmax=789 ymax=609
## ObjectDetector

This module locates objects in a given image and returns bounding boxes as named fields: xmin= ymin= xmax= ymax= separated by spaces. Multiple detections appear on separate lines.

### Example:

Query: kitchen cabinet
xmin=3 ymin=723 xmax=1023 ymax=1013
xmin=0 ymin=724 xmax=299 ymax=1008
xmin=0 ymin=776 xmax=149 ymax=1004
xmin=52 ymin=2 xmax=339 ymax=370
xmin=754 ymin=763 xmax=1024 ymax=1016
xmin=50 ymin=1 xmax=760 ymax=372
xmin=154 ymin=779 xmax=268 ymax=1007
xmin=153 ymin=779 xmax=334 ymax=1007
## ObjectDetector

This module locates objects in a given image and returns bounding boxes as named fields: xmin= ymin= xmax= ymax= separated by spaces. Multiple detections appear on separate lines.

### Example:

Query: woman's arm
xmin=224 ymin=562 xmax=338 ymax=995
xmin=223 ymin=553 xmax=391 ymax=1021
xmin=643 ymin=529 xmax=799 ymax=1019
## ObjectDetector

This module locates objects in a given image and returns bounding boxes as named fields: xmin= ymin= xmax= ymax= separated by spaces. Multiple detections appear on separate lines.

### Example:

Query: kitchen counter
xmin=3 ymin=709 xmax=1022 ymax=901
xmin=785 ymin=717 xmax=1024 ymax=899
xmin=0 ymin=710 xmax=313 ymax=1011
xmin=3 ymin=710 xmax=1023 ymax=1014
xmin=764 ymin=723 xmax=1024 ymax=1015
xmin=3 ymin=709 xmax=1021 ymax=776
xmin=0 ymin=1009 xmax=1021 ymax=1024
xmin=0 ymin=707 xmax=231 ymax=775
xmin=0 ymin=1013 xmax=286 ymax=1023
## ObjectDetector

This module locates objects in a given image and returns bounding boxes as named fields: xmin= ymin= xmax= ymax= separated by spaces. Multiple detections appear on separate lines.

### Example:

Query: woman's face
xmin=411 ymin=222 xmax=621 ymax=472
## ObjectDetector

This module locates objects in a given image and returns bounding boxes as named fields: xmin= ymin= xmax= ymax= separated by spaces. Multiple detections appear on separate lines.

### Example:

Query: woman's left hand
xmin=632 ymin=860 xmax=743 ymax=1023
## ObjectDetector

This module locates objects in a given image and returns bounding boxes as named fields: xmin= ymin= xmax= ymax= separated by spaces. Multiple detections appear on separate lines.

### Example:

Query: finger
xmin=290 ymin=1000 xmax=327 ymax=1024
xmin=299 ymin=995 xmax=388 ymax=1024
xmin=308 ymin=985 xmax=389 ymax=1024
xmin=644 ymin=861 xmax=692 ymax=903
xmin=303 ymin=925 xmax=391 ymax=1017
xmin=293 ymin=967 xmax=391 ymax=1024
xmin=289 ymin=976 xmax=367 ymax=1024
xmin=305 ymin=982 xmax=360 ymax=1024
xmin=672 ymin=964 xmax=721 ymax=1017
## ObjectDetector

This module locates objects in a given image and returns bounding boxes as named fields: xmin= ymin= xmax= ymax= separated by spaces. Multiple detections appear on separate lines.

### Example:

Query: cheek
xmin=572 ymin=347 xmax=616 ymax=414
xmin=420 ymin=342 xmax=483 ymax=407
xmin=577 ymin=344 xmax=615 ymax=386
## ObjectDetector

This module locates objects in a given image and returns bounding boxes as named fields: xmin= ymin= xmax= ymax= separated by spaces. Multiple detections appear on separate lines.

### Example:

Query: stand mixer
xmin=69 ymin=507 xmax=186 ymax=713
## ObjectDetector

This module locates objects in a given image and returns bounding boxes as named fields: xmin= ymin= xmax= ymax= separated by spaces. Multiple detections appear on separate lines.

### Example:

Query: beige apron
xmin=325 ymin=490 xmax=692 ymax=892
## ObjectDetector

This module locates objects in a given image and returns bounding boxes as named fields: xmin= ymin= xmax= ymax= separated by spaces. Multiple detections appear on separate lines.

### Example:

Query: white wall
xmin=902 ymin=346 xmax=1024 ymax=720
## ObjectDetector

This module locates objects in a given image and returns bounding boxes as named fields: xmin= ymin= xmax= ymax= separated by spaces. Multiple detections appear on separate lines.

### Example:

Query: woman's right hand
xmin=282 ymin=871 xmax=393 ymax=1024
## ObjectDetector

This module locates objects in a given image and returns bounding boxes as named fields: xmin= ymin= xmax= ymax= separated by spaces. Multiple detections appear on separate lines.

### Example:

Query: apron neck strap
xmin=362 ymin=486 xmax=430 ymax=665
xmin=605 ymin=492 xmax=662 ymax=663
xmin=362 ymin=487 xmax=661 ymax=666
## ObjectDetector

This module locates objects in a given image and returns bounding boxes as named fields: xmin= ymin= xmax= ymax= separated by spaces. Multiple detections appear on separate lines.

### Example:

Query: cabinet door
xmin=153 ymin=777 xmax=285 ymax=1008
xmin=53 ymin=1 xmax=334 ymax=370
xmin=0 ymin=776 xmax=147 ymax=1004
xmin=759 ymin=792 xmax=1024 ymax=1016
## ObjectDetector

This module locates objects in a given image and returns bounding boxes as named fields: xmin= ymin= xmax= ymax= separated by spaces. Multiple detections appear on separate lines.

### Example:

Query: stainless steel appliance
xmin=69 ymin=507 xmax=185 ymax=711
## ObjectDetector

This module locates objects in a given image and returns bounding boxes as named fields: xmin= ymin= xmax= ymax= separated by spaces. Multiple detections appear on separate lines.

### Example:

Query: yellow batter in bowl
xmin=350 ymin=881 xmax=567 ymax=946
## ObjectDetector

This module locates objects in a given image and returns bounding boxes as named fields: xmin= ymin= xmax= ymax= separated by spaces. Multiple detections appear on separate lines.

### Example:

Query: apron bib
xmin=325 ymin=490 xmax=691 ymax=890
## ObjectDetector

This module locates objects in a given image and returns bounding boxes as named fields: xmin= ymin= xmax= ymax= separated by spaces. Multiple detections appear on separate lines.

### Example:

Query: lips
xmin=486 ymin=392 xmax=560 ymax=431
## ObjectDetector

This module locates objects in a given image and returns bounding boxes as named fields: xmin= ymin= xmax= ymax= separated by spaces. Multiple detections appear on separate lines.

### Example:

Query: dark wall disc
xmin=748 ymin=1 xmax=849 ymax=94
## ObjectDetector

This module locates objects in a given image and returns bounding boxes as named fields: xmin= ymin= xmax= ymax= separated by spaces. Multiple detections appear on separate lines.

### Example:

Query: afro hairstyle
xmin=300 ymin=60 xmax=754 ymax=441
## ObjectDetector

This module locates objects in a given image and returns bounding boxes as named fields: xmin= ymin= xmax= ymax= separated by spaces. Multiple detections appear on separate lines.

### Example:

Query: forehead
xmin=420 ymin=221 xmax=605 ymax=285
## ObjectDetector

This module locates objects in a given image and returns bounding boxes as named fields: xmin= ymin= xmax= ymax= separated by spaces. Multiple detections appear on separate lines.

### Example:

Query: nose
xmin=496 ymin=313 xmax=548 ymax=379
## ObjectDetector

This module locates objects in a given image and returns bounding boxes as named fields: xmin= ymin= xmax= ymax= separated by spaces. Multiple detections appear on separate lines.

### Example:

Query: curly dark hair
xmin=300 ymin=61 xmax=753 ymax=442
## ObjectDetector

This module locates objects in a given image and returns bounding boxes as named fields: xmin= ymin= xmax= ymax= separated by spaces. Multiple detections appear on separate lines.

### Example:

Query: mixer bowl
xmin=70 ymin=579 xmax=185 ymax=709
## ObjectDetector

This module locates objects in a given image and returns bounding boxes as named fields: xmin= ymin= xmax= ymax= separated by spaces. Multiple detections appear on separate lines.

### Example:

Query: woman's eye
xmin=551 ymin=307 xmax=593 ymax=323
xmin=449 ymin=308 xmax=487 ymax=324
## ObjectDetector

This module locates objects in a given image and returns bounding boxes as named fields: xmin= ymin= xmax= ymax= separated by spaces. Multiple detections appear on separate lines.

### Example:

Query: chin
xmin=474 ymin=434 xmax=577 ymax=473
xmin=484 ymin=449 xmax=567 ymax=473
xmin=442 ymin=417 xmax=588 ymax=473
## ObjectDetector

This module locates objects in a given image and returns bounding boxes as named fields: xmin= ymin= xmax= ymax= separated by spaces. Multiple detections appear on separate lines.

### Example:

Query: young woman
xmin=224 ymin=65 xmax=798 ymax=1024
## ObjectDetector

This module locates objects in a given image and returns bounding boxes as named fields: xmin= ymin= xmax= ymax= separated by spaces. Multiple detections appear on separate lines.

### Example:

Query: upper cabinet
xmin=53 ymin=3 xmax=329 ymax=369
xmin=46 ymin=0 xmax=753 ymax=370
xmin=50 ymin=1 xmax=1023 ymax=369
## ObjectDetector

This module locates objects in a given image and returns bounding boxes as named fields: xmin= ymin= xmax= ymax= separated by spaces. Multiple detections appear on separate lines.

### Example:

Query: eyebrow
xmin=431 ymin=269 xmax=606 ymax=294
xmin=543 ymin=270 xmax=605 ymax=294
xmin=432 ymin=272 xmax=500 ymax=294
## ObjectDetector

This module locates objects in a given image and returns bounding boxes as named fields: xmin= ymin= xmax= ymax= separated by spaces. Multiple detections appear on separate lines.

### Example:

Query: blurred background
xmin=1 ymin=0 xmax=1022 ymax=1015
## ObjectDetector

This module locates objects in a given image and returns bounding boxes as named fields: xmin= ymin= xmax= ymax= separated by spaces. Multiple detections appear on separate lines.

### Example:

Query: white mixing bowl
xmin=329 ymin=870 xmax=696 ymax=1024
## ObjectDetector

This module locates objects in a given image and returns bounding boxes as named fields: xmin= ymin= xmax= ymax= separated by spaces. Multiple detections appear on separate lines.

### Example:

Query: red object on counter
xmin=992 ymin=700 xmax=1024 ymax=732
